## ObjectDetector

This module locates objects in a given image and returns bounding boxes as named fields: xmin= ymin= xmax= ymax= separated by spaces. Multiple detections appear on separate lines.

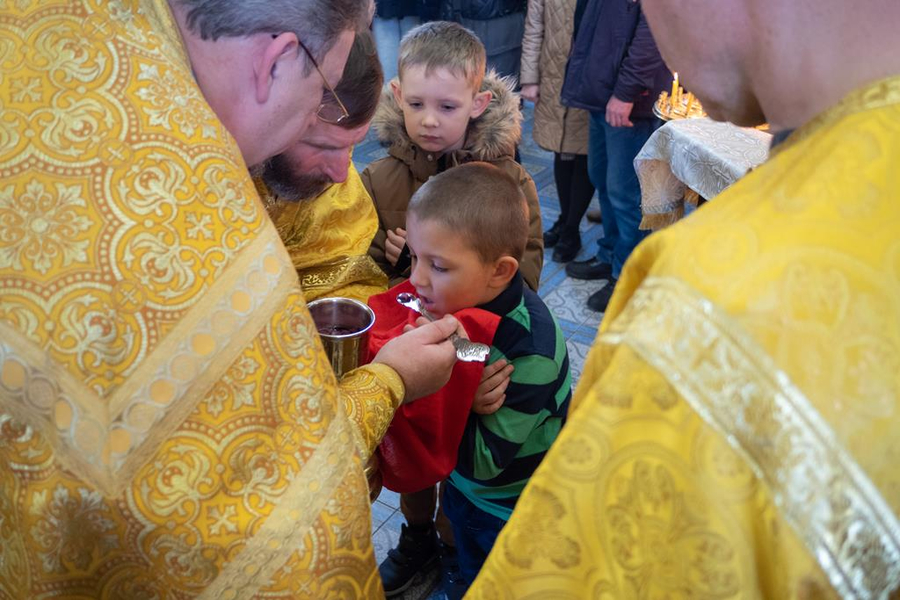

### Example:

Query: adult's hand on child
xmin=373 ymin=314 xmax=462 ymax=403
xmin=385 ymin=228 xmax=407 ymax=267
xmin=472 ymin=358 xmax=513 ymax=415
xmin=520 ymin=84 xmax=540 ymax=104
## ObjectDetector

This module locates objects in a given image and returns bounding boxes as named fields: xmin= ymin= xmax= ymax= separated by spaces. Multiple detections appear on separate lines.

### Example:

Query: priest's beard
xmin=255 ymin=154 xmax=331 ymax=202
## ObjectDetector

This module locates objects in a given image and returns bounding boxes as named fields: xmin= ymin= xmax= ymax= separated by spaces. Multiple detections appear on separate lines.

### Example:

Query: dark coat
xmin=560 ymin=0 xmax=671 ymax=119
xmin=439 ymin=0 xmax=526 ymax=20
xmin=440 ymin=0 xmax=528 ymax=81
xmin=376 ymin=0 xmax=441 ymax=20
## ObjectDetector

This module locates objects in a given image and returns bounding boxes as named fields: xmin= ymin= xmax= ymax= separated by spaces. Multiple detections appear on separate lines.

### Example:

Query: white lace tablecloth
xmin=635 ymin=118 xmax=772 ymax=229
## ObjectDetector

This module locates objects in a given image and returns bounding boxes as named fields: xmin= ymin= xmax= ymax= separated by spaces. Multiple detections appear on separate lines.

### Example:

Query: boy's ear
xmin=490 ymin=256 xmax=518 ymax=288
xmin=390 ymin=79 xmax=403 ymax=106
xmin=256 ymin=32 xmax=299 ymax=104
xmin=470 ymin=89 xmax=492 ymax=119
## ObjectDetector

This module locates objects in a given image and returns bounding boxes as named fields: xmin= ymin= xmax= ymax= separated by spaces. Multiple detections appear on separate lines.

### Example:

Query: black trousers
xmin=554 ymin=152 xmax=595 ymax=233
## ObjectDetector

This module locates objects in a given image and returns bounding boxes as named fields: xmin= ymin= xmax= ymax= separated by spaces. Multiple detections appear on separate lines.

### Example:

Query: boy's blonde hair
xmin=397 ymin=21 xmax=487 ymax=91
xmin=408 ymin=162 xmax=528 ymax=263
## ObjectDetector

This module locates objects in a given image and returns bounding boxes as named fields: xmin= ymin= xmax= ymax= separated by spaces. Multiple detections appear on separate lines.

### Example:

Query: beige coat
xmin=520 ymin=0 xmax=590 ymax=155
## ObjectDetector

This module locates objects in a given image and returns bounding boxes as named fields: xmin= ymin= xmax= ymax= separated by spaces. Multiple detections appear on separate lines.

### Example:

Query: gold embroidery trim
xmin=108 ymin=223 xmax=289 ymax=417
xmin=600 ymin=276 xmax=900 ymax=599
xmin=0 ymin=222 xmax=298 ymax=497
xmin=339 ymin=362 xmax=406 ymax=456
xmin=196 ymin=410 xmax=360 ymax=600
xmin=298 ymin=255 xmax=387 ymax=293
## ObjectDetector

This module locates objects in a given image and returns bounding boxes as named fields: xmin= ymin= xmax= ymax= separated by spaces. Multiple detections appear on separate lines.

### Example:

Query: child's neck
xmin=476 ymin=280 xmax=513 ymax=309
xmin=441 ymin=132 xmax=467 ymax=154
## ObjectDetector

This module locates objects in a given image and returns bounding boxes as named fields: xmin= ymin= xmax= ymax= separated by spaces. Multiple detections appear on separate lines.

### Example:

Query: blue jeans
xmin=372 ymin=16 xmax=421 ymax=82
xmin=588 ymin=112 xmax=661 ymax=278
xmin=441 ymin=482 xmax=507 ymax=588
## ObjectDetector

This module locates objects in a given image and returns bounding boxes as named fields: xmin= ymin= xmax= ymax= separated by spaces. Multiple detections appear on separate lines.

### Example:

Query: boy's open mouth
xmin=417 ymin=294 xmax=435 ymax=310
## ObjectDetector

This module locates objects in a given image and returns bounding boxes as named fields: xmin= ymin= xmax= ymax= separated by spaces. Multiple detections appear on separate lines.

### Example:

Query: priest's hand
xmin=372 ymin=315 xmax=461 ymax=403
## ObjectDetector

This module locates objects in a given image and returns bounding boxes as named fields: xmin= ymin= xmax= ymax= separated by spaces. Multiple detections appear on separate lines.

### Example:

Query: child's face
xmin=392 ymin=65 xmax=491 ymax=154
xmin=406 ymin=215 xmax=500 ymax=317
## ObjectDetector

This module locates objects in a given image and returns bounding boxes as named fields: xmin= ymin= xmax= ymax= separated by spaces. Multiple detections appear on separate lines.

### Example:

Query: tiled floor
xmin=355 ymin=103 xmax=608 ymax=599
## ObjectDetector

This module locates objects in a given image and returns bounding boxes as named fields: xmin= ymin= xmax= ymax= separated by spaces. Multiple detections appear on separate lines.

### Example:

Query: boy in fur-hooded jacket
xmin=363 ymin=21 xmax=543 ymax=291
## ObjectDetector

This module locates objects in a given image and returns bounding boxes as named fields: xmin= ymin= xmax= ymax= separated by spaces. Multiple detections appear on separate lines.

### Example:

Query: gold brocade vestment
xmin=257 ymin=165 xmax=388 ymax=303
xmin=0 ymin=1 xmax=402 ymax=598
xmin=467 ymin=76 xmax=900 ymax=599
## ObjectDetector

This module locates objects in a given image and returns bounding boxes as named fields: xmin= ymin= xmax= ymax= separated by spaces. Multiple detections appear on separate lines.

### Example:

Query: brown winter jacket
xmin=362 ymin=71 xmax=544 ymax=290
xmin=519 ymin=0 xmax=590 ymax=155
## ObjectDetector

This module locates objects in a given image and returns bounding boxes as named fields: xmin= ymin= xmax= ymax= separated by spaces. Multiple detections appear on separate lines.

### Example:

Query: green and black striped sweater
xmin=448 ymin=272 xmax=572 ymax=520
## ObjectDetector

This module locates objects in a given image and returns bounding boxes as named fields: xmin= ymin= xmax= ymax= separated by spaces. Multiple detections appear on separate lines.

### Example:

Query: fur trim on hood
xmin=372 ymin=70 xmax=522 ymax=161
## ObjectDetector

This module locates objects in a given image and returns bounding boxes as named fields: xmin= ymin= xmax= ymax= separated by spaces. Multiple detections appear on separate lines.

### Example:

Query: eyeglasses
xmin=296 ymin=38 xmax=350 ymax=125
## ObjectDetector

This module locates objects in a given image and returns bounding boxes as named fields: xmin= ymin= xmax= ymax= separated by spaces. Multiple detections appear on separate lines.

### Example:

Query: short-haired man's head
xmin=324 ymin=29 xmax=383 ymax=129
xmin=408 ymin=162 xmax=527 ymax=264
xmin=175 ymin=0 xmax=370 ymax=74
xmin=397 ymin=21 xmax=486 ymax=91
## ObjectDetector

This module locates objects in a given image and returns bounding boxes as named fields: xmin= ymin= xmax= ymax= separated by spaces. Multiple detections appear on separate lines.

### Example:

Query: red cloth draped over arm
xmin=367 ymin=281 xmax=500 ymax=493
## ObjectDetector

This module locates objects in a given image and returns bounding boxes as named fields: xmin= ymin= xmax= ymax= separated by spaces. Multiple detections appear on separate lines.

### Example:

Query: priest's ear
xmin=256 ymin=32 xmax=299 ymax=104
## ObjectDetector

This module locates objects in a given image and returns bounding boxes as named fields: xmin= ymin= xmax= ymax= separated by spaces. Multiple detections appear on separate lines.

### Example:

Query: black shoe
xmin=543 ymin=219 xmax=563 ymax=248
xmin=586 ymin=208 xmax=603 ymax=223
xmin=439 ymin=542 xmax=468 ymax=600
xmin=565 ymin=258 xmax=612 ymax=280
xmin=552 ymin=235 xmax=581 ymax=262
xmin=379 ymin=523 xmax=439 ymax=597
xmin=587 ymin=279 xmax=617 ymax=312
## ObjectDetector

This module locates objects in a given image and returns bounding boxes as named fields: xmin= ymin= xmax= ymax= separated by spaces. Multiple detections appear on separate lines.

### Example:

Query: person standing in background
xmin=519 ymin=0 xmax=594 ymax=263
xmin=373 ymin=0 xmax=441 ymax=81
xmin=441 ymin=0 xmax=528 ymax=84
xmin=561 ymin=0 xmax=670 ymax=312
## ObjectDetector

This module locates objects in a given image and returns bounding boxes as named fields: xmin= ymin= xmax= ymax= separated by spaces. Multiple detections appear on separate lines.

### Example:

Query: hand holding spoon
xmin=396 ymin=292 xmax=491 ymax=362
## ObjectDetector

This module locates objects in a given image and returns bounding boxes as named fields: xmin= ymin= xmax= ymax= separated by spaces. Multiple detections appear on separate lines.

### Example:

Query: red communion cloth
xmin=366 ymin=281 xmax=500 ymax=493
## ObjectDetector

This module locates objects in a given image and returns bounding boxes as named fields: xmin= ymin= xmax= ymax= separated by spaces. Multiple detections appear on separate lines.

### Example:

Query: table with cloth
xmin=636 ymin=117 xmax=773 ymax=229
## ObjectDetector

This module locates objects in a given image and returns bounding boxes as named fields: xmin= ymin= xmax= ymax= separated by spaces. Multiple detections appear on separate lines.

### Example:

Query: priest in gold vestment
xmin=0 ymin=1 xmax=462 ymax=598
xmin=468 ymin=0 xmax=900 ymax=597
xmin=258 ymin=30 xmax=388 ymax=303
xmin=261 ymin=165 xmax=388 ymax=302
